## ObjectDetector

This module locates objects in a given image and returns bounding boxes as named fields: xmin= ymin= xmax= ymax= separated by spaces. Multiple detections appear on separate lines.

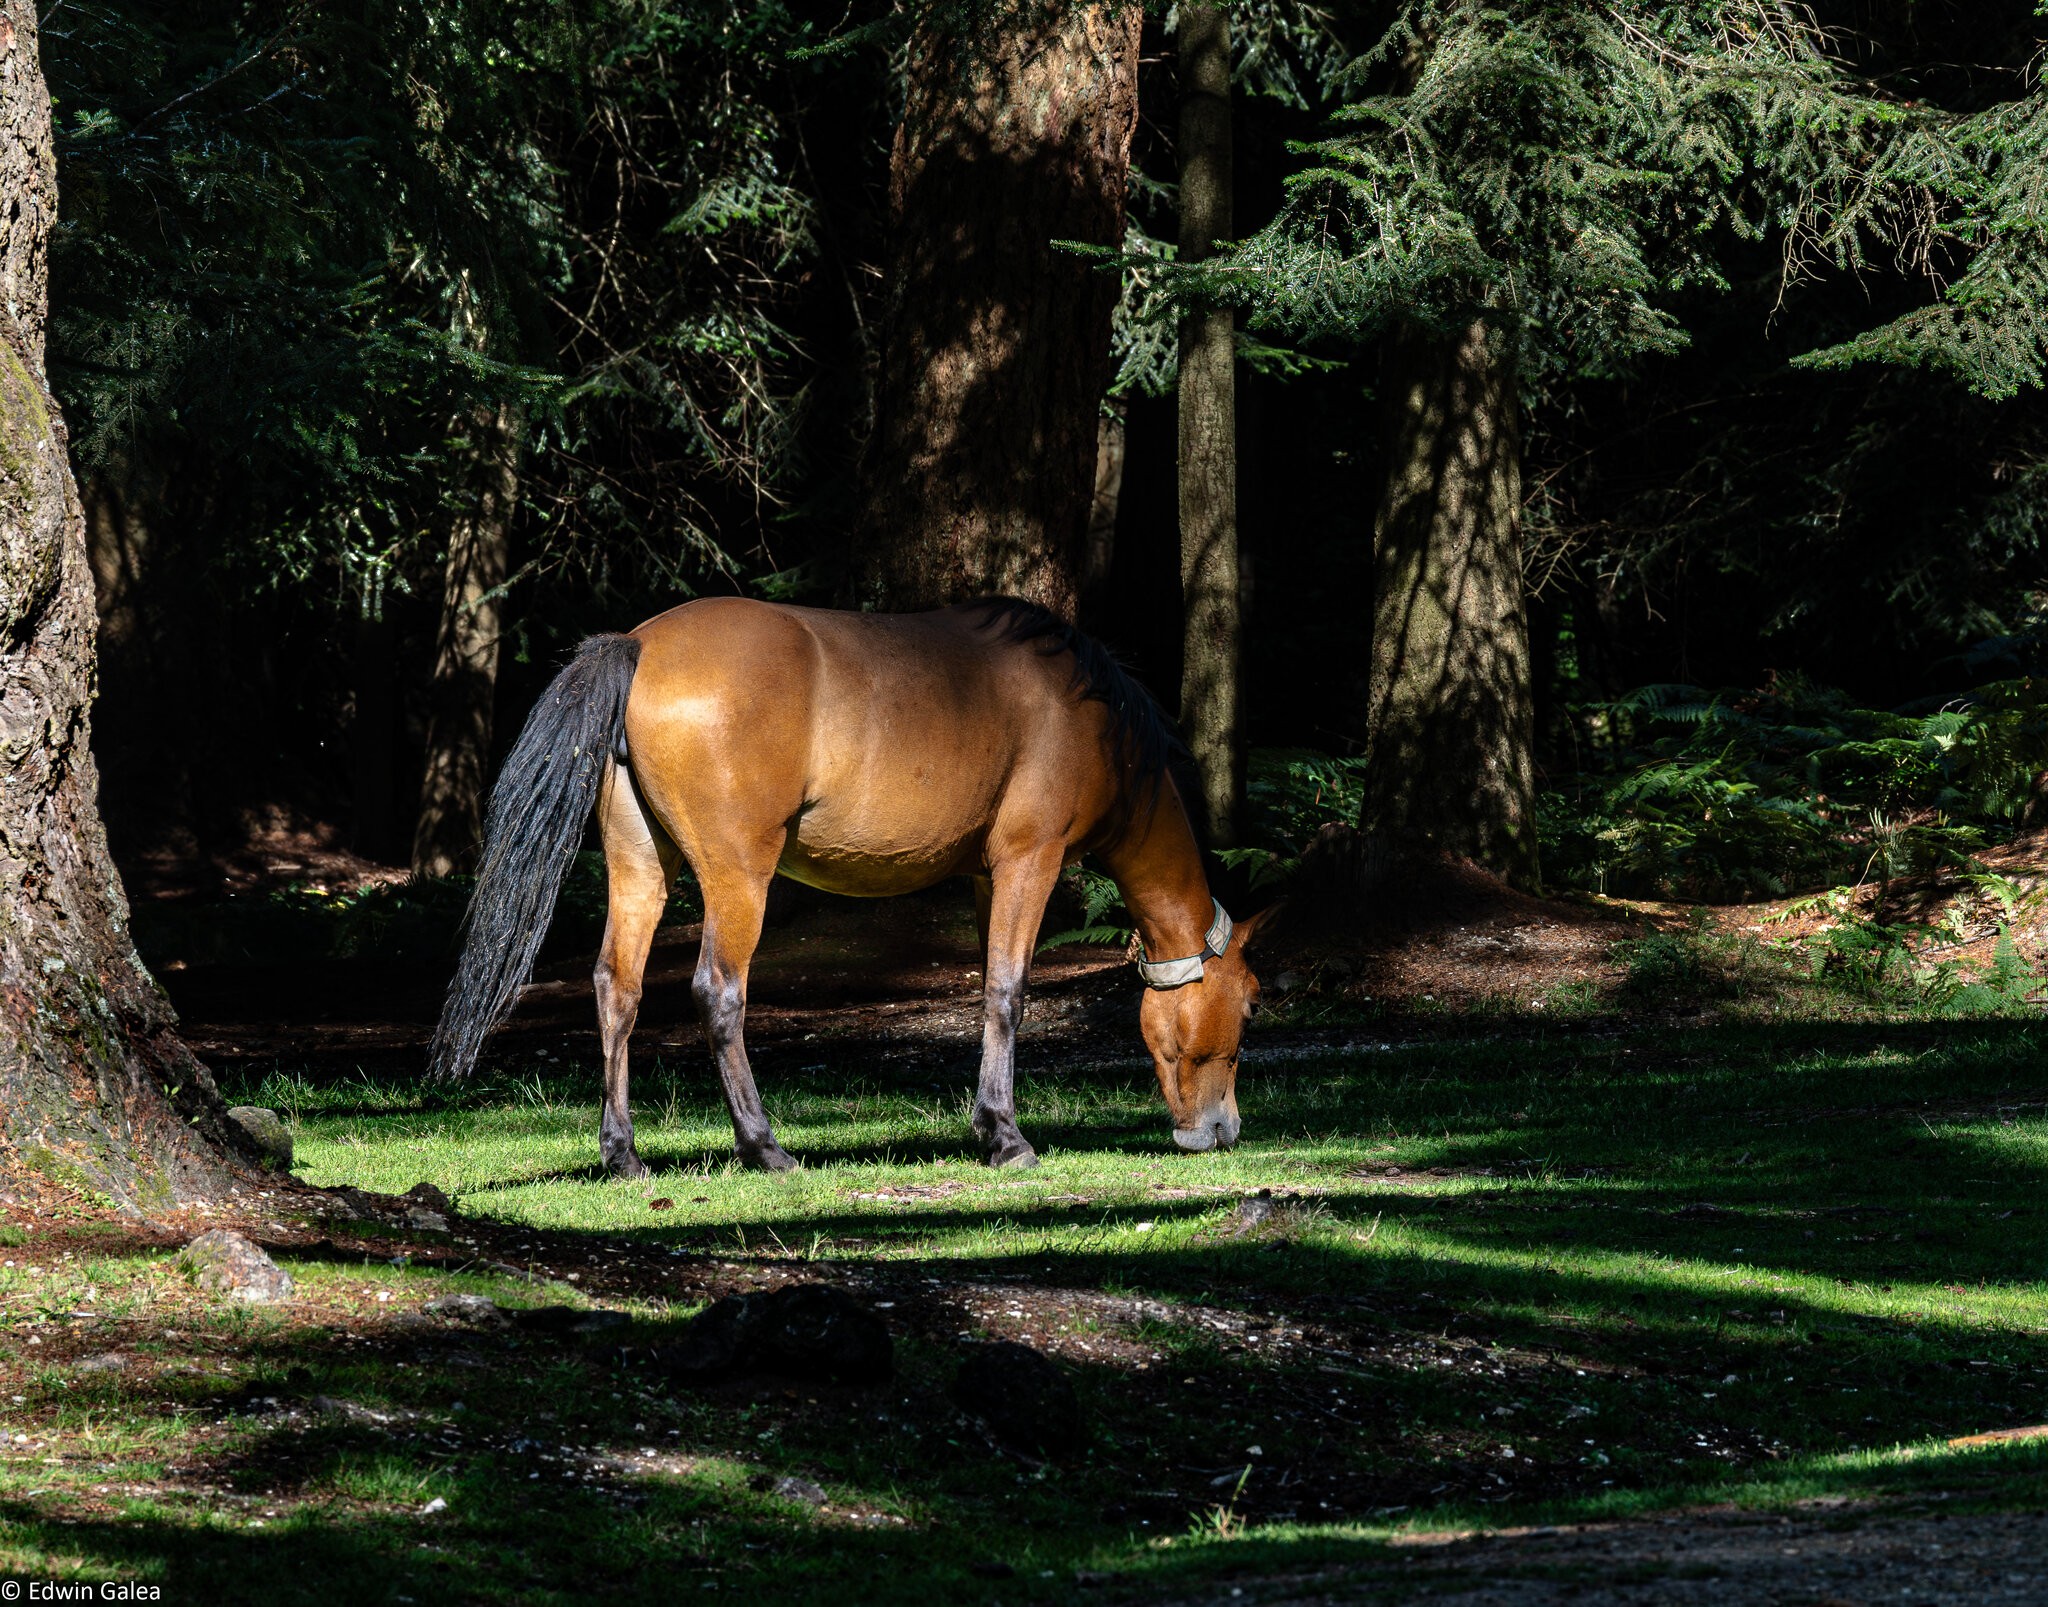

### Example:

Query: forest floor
xmin=4 ymin=863 xmax=2048 ymax=1602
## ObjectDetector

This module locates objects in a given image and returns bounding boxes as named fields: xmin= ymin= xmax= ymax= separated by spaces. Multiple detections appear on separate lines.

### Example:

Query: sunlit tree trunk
xmin=1175 ymin=1 xmax=1240 ymax=846
xmin=1359 ymin=318 xmax=1539 ymax=887
xmin=0 ymin=3 xmax=245 ymax=1206
xmin=858 ymin=0 xmax=1142 ymax=617
xmin=1080 ymin=400 xmax=1126 ymax=618
xmin=412 ymin=402 xmax=520 ymax=877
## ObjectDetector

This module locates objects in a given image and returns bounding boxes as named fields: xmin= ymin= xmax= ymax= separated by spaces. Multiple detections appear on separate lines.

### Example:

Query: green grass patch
xmin=3 ymin=1019 xmax=2046 ymax=1600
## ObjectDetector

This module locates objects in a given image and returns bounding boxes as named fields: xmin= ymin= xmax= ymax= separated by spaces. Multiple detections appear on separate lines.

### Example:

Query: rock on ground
xmin=510 ymin=1305 xmax=630 ymax=1337
xmin=225 ymin=1106 xmax=292 ymax=1170
xmin=952 ymin=1339 xmax=1086 ymax=1459
xmin=653 ymin=1283 xmax=892 ymax=1385
xmin=750 ymin=1472 xmax=828 ymax=1506
xmin=423 ymin=1293 xmax=508 ymax=1327
xmin=178 ymin=1229 xmax=293 ymax=1303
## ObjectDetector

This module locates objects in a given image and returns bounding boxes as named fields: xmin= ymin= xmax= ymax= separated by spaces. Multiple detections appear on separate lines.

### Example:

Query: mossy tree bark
xmin=1360 ymin=318 xmax=1539 ymax=887
xmin=0 ymin=3 xmax=248 ymax=1208
xmin=1175 ymin=1 xmax=1240 ymax=846
xmin=858 ymin=0 xmax=1141 ymax=617
xmin=412 ymin=402 xmax=521 ymax=877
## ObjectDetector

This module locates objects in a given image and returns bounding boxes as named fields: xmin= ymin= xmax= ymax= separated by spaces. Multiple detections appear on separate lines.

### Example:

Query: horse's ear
xmin=1234 ymin=901 xmax=1285 ymax=952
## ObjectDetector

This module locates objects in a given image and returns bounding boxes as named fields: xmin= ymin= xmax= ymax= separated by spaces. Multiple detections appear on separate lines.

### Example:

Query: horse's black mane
xmin=969 ymin=597 xmax=1179 ymax=788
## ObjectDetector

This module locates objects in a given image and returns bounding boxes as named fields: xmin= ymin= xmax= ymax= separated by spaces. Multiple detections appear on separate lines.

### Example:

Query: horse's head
xmin=1138 ymin=905 xmax=1277 ymax=1152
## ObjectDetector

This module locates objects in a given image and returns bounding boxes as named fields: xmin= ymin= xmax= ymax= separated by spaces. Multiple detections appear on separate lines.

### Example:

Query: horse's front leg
xmin=594 ymin=761 xmax=680 ymax=1179
xmin=972 ymin=852 xmax=1063 ymax=1168
xmin=695 ymin=854 xmax=796 ymax=1172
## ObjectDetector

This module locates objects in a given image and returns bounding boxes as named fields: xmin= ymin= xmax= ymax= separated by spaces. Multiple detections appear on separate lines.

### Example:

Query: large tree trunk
xmin=412 ymin=402 xmax=520 ymax=877
xmin=1359 ymin=319 xmax=1539 ymax=887
xmin=0 ymin=4 xmax=246 ymax=1207
xmin=1175 ymin=2 xmax=1240 ymax=846
xmin=857 ymin=0 xmax=1142 ymax=617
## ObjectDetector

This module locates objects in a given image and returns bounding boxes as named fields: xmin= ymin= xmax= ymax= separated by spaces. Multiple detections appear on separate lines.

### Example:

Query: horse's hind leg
xmin=694 ymin=842 xmax=796 ymax=1172
xmin=972 ymin=850 xmax=1064 ymax=1169
xmin=595 ymin=761 xmax=680 ymax=1179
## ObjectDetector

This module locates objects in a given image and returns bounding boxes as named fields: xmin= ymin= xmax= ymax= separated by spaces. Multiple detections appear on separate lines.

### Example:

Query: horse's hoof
xmin=988 ymin=1141 xmax=1039 ymax=1170
xmin=607 ymin=1153 xmax=651 ymax=1181
xmin=741 ymin=1143 xmax=798 ymax=1173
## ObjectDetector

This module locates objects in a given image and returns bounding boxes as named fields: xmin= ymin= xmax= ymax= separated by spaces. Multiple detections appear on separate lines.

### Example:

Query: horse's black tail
xmin=427 ymin=633 xmax=642 ymax=1082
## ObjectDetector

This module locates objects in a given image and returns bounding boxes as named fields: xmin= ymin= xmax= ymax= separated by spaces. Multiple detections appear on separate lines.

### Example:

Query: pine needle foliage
xmin=1162 ymin=2 xmax=2041 ymax=394
xmin=45 ymin=0 xmax=827 ymax=607
xmin=1796 ymin=83 xmax=2048 ymax=399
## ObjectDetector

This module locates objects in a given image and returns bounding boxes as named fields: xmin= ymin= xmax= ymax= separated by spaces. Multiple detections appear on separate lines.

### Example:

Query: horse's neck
xmin=1099 ymin=781 xmax=1214 ymax=961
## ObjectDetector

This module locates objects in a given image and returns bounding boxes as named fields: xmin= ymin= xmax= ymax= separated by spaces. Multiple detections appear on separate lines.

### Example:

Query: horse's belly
xmin=776 ymin=800 xmax=981 ymax=896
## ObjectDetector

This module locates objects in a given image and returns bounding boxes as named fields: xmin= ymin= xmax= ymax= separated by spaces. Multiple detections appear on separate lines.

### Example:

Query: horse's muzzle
xmin=1173 ymin=1111 xmax=1241 ymax=1153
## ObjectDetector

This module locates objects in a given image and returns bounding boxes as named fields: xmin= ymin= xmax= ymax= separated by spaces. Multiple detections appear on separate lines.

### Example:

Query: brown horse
xmin=428 ymin=597 xmax=1269 ymax=1173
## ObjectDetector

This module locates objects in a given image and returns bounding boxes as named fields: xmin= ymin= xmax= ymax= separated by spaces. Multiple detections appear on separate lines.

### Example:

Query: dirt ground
xmin=154 ymin=847 xmax=1657 ymax=1077
xmin=1165 ymin=1505 xmax=2048 ymax=1605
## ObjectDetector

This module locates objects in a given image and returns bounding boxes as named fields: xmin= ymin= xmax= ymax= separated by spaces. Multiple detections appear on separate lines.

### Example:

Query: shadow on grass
xmin=84 ymin=1016 xmax=2041 ymax=1601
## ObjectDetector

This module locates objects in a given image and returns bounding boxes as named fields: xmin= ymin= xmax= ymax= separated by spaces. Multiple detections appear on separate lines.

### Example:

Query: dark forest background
xmin=46 ymin=0 xmax=2048 ymax=912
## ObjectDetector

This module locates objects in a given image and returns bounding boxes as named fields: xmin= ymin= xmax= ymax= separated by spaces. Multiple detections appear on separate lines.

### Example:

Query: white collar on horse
xmin=1134 ymin=899 xmax=1233 ymax=989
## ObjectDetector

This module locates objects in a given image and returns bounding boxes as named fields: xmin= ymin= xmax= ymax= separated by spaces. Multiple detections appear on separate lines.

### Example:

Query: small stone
xmin=1235 ymin=1191 xmax=1277 ymax=1231
xmin=404 ymin=1207 xmax=451 ymax=1234
xmin=767 ymin=1475 xmax=826 ymax=1506
xmin=178 ymin=1229 xmax=293 ymax=1303
xmin=73 ymin=1352 xmax=129 ymax=1374
xmin=952 ymin=1340 xmax=1086 ymax=1459
xmin=419 ymin=1496 xmax=448 ymax=1516
xmin=405 ymin=1182 xmax=453 ymax=1214
xmin=509 ymin=1305 xmax=629 ymax=1337
xmin=424 ymin=1294 xmax=506 ymax=1326
xmin=312 ymin=1396 xmax=391 ymax=1426
xmin=226 ymin=1107 xmax=292 ymax=1171
xmin=651 ymin=1284 xmax=891 ymax=1386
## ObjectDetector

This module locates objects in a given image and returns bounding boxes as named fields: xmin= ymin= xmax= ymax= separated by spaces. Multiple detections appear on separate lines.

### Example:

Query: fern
xmin=1541 ymin=673 xmax=2048 ymax=901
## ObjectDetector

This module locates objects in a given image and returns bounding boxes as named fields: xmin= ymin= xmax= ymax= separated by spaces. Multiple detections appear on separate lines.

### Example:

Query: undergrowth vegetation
xmin=1047 ymin=675 xmax=2046 ymax=1016
xmin=1539 ymin=676 xmax=2048 ymax=903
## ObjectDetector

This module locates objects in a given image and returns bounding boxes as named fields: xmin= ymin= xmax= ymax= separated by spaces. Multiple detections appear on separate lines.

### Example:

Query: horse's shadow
xmin=457 ymin=1114 xmax=1174 ymax=1192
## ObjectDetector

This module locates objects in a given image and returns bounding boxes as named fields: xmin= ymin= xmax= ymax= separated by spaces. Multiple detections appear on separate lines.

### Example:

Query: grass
xmin=5 ymin=1015 xmax=2048 ymax=1602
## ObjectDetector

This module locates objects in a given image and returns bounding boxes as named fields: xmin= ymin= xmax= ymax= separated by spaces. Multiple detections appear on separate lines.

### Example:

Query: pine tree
xmin=413 ymin=398 xmax=522 ymax=877
xmin=1176 ymin=2 xmax=1243 ymax=846
xmin=1170 ymin=1 xmax=2044 ymax=885
xmin=858 ymin=0 xmax=1142 ymax=616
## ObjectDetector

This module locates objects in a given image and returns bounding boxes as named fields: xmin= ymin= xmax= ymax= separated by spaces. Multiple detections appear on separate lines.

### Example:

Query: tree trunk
xmin=1080 ymin=399 xmax=1126 ymax=617
xmin=1175 ymin=1 xmax=1240 ymax=846
xmin=412 ymin=402 xmax=520 ymax=877
xmin=350 ymin=609 xmax=396 ymax=861
xmin=1360 ymin=318 xmax=1539 ymax=887
xmin=0 ymin=4 xmax=246 ymax=1207
xmin=858 ymin=0 xmax=1142 ymax=618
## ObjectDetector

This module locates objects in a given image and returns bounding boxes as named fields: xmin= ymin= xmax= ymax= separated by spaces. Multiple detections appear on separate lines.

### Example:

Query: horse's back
xmin=620 ymin=599 xmax=1117 ymax=888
